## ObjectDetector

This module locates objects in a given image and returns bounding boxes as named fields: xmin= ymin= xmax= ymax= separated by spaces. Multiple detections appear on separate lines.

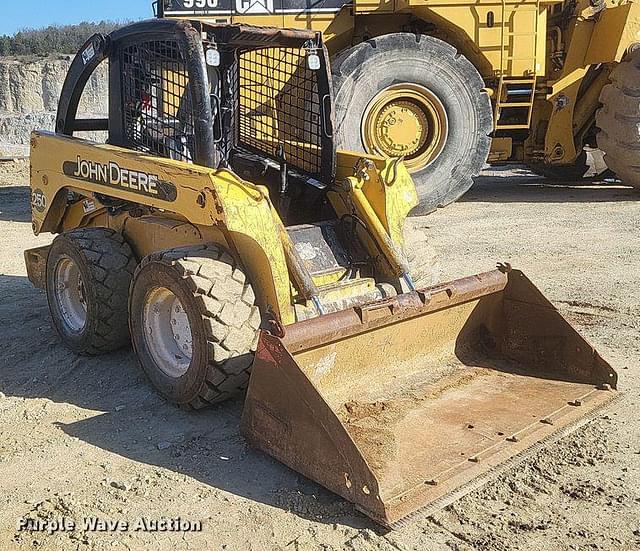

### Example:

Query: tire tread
xmin=134 ymin=244 xmax=259 ymax=408
xmin=50 ymin=227 xmax=136 ymax=354
xmin=331 ymin=33 xmax=492 ymax=214
xmin=597 ymin=50 xmax=640 ymax=188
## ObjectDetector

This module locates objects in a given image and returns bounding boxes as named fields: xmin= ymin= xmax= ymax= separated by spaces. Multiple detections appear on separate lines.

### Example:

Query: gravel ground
xmin=0 ymin=160 xmax=638 ymax=550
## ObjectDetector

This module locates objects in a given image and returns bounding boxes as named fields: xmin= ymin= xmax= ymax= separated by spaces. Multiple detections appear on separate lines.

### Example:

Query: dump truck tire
xmin=596 ymin=50 xmax=640 ymax=189
xmin=46 ymin=228 xmax=136 ymax=354
xmin=129 ymin=244 xmax=260 ymax=409
xmin=332 ymin=33 xmax=493 ymax=215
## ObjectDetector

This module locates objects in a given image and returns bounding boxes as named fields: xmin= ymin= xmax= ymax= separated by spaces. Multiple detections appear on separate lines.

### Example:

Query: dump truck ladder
xmin=495 ymin=0 xmax=540 ymax=130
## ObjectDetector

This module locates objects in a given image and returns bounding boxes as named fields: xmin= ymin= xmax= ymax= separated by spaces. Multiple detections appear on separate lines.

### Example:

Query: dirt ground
xmin=0 ymin=158 xmax=638 ymax=550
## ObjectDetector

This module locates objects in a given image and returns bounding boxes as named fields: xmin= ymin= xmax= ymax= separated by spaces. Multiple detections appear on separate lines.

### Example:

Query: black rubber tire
xmin=596 ymin=49 xmax=640 ymax=189
xmin=332 ymin=33 xmax=493 ymax=215
xmin=129 ymin=244 xmax=261 ymax=409
xmin=46 ymin=228 xmax=136 ymax=355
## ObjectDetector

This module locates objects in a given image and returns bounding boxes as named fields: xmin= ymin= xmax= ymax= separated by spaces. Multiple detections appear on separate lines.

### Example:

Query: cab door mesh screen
xmin=238 ymin=47 xmax=322 ymax=177
xmin=120 ymin=40 xmax=195 ymax=163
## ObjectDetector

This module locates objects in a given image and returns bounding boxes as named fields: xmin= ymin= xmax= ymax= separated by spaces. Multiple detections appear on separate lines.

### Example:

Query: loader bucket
xmin=241 ymin=268 xmax=618 ymax=527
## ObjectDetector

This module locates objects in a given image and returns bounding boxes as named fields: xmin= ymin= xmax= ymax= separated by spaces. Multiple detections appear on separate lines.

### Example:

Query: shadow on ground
xmin=0 ymin=186 xmax=31 ymax=222
xmin=462 ymin=166 xmax=638 ymax=204
xmin=0 ymin=274 xmax=376 ymax=530
xmin=1 ymin=166 xmax=635 ymax=531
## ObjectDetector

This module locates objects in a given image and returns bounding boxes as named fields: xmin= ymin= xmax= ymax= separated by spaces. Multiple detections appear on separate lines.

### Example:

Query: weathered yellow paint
xmin=361 ymin=83 xmax=449 ymax=171
xmin=410 ymin=1 xmax=548 ymax=78
xmin=30 ymin=133 xmax=421 ymax=326
xmin=166 ymin=0 xmax=640 ymax=165
xmin=311 ymin=268 xmax=348 ymax=288
xmin=170 ymin=2 xmax=551 ymax=78
xmin=585 ymin=2 xmax=640 ymax=65
xmin=30 ymin=131 xmax=296 ymax=325
xmin=120 ymin=215 xmax=222 ymax=259
xmin=331 ymin=150 xmax=417 ymax=278
xmin=488 ymin=137 xmax=513 ymax=162
xmin=316 ymin=277 xmax=377 ymax=302
xmin=531 ymin=1 xmax=640 ymax=164
xmin=335 ymin=150 xmax=417 ymax=245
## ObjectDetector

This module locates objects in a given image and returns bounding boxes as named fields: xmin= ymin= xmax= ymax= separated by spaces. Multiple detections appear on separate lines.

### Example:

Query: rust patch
xmin=337 ymin=364 xmax=494 ymax=477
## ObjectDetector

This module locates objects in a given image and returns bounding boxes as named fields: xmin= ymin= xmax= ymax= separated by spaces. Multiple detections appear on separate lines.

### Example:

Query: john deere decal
xmin=63 ymin=156 xmax=177 ymax=202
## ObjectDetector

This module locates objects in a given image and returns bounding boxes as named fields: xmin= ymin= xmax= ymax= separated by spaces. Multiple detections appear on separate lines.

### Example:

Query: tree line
xmin=0 ymin=21 xmax=125 ymax=57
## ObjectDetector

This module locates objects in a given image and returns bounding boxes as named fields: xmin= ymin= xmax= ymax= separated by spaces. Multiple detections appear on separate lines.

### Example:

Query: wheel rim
xmin=142 ymin=287 xmax=193 ymax=378
xmin=54 ymin=256 xmax=88 ymax=333
xmin=362 ymin=83 xmax=449 ymax=171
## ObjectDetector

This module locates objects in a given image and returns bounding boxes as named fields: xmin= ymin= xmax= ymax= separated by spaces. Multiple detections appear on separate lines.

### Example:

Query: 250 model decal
xmin=31 ymin=189 xmax=47 ymax=213
xmin=63 ymin=156 xmax=178 ymax=202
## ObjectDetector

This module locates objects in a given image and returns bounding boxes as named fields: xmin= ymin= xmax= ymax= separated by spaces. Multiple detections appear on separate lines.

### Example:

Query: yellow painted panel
xmin=29 ymin=131 xmax=296 ymax=324
xmin=354 ymin=0 xmax=396 ymax=13
xmin=585 ymin=2 xmax=640 ymax=65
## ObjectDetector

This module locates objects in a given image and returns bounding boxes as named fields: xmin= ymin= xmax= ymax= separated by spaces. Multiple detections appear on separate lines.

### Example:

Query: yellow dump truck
xmin=159 ymin=0 xmax=640 ymax=213
xmin=26 ymin=19 xmax=618 ymax=526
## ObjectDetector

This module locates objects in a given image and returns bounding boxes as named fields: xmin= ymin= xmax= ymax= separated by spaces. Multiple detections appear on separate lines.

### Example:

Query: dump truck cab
xmin=27 ymin=18 xmax=618 ymax=528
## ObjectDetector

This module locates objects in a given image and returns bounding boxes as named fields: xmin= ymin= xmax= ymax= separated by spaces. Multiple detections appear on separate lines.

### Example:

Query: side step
xmin=287 ymin=220 xmax=394 ymax=318
xmin=287 ymin=221 xmax=351 ymax=283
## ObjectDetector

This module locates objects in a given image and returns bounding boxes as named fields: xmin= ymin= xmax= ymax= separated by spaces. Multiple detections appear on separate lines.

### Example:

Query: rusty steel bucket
xmin=241 ymin=267 xmax=618 ymax=527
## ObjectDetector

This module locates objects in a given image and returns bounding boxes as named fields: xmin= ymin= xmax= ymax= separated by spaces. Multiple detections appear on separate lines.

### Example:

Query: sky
xmin=0 ymin=1 xmax=153 ymax=35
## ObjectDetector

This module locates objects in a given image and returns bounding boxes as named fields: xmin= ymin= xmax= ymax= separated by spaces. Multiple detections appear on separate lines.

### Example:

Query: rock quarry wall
xmin=0 ymin=56 xmax=108 ymax=156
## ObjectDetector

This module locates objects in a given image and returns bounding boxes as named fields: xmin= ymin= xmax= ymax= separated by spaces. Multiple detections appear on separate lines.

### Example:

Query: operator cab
xmin=57 ymin=19 xmax=387 ymax=317
xmin=57 ymin=19 xmax=335 ymax=225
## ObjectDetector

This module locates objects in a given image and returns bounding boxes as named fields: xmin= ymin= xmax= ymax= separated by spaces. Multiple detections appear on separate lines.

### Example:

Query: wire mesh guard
xmin=120 ymin=40 xmax=195 ymax=163
xmin=238 ymin=47 xmax=323 ymax=176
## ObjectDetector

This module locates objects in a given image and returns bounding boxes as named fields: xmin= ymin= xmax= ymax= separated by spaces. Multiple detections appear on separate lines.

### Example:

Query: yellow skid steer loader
xmin=25 ymin=19 xmax=618 ymax=527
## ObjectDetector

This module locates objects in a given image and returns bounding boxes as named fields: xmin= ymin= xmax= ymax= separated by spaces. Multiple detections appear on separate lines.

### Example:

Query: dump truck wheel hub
xmin=54 ymin=256 xmax=88 ymax=333
xmin=143 ymin=286 xmax=193 ymax=378
xmin=362 ymin=84 xmax=448 ymax=170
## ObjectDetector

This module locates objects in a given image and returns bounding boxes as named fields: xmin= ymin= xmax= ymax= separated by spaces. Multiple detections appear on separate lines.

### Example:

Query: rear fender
xmin=29 ymin=131 xmax=296 ymax=324
xmin=30 ymin=183 xmax=70 ymax=236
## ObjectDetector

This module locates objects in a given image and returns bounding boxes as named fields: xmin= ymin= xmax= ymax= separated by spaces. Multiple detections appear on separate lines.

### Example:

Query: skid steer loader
xmin=25 ymin=19 xmax=618 ymax=527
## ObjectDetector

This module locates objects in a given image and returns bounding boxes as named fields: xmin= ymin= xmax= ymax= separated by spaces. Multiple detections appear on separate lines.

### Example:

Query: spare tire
xmin=332 ymin=33 xmax=493 ymax=215
xmin=596 ymin=49 xmax=640 ymax=188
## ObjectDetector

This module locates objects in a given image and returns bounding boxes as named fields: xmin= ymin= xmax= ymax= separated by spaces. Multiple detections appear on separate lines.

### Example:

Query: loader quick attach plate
xmin=241 ymin=268 xmax=618 ymax=527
